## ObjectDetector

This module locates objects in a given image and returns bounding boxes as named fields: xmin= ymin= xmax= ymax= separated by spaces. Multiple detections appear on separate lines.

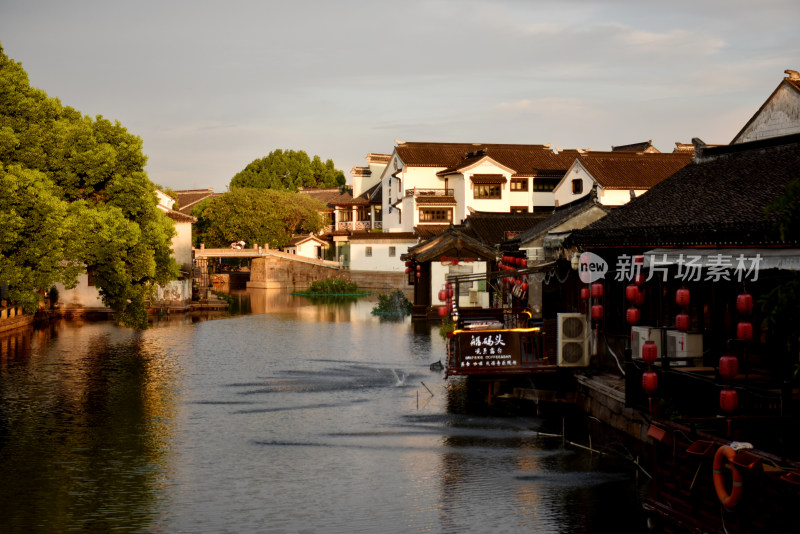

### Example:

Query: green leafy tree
xmin=0 ymin=44 xmax=177 ymax=328
xmin=0 ymin=164 xmax=84 ymax=311
xmin=230 ymin=149 xmax=346 ymax=191
xmin=194 ymin=188 xmax=326 ymax=249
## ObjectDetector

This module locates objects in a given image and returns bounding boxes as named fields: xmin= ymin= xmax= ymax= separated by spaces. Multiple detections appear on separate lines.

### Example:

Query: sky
xmin=1 ymin=0 xmax=799 ymax=193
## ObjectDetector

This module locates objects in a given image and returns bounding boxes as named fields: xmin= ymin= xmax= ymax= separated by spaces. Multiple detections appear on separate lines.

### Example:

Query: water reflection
xmin=0 ymin=290 xmax=645 ymax=533
xmin=0 ymin=321 xmax=178 ymax=533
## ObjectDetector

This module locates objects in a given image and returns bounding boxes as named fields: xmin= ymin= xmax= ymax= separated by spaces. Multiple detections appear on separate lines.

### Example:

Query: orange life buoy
xmin=713 ymin=445 xmax=743 ymax=508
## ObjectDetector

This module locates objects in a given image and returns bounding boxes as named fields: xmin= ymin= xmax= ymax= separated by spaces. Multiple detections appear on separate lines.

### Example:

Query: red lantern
xmin=719 ymin=355 xmax=739 ymax=380
xmin=626 ymin=307 xmax=641 ymax=325
xmin=626 ymin=285 xmax=639 ymax=303
xmin=405 ymin=261 xmax=412 ymax=267
xmin=521 ymin=282 xmax=529 ymax=291
xmin=580 ymin=287 xmax=590 ymax=300
xmin=515 ymin=279 xmax=522 ymax=286
xmin=591 ymin=283 xmax=603 ymax=298
xmin=634 ymin=273 xmax=645 ymax=286
xmin=591 ymin=304 xmax=604 ymax=321
xmin=405 ymin=267 xmax=411 ymax=274
xmin=415 ymin=272 xmax=421 ymax=279
xmin=416 ymin=264 xmax=421 ymax=271
xmin=438 ymin=289 xmax=447 ymax=301
xmin=737 ymin=321 xmax=753 ymax=341
xmin=446 ymin=286 xmax=454 ymax=299
xmin=720 ymin=389 xmax=739 ymax=413
xmin=642 ymin=371 xmax=658 ymax=394
xmin=635 ymin=289 xmax=645 ymax=306
xmin=642 ymin=341 xmax=658 ymax=364
xmin=676 ymin=288 xmax=690 ymax=308
xmin=737 ymin=293 xmax=754 ymax=315
xmin=675 ymin=313 xmax=690 ymax=331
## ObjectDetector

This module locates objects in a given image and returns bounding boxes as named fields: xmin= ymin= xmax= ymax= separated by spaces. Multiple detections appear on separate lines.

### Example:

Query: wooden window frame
xmin=474 ymin=184 xmax=502 ymax=199
xmin=510 ymin=178 xmax=528 ymax=192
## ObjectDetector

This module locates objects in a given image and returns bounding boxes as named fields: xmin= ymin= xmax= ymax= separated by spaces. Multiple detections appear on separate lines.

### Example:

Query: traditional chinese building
xmin=567 ymin=130 xmax=800 ymax=533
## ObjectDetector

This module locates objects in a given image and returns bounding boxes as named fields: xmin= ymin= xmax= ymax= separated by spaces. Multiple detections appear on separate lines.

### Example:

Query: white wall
xmin=430 ymin=260 xmax=490 ymax=308
xmin=462 ymin=160 xmax=513 ymax=213
xmin=56 ymin=274 xmax=104 ymax=308
xmin=554 ymin=162 xmax=592 ymax=207
xmin=509 ymin=180 xmax=531 ymax=212
xmin=599 ymin=188 xmax=647 ymax=207
xmin=155 ymin=279 xmax=192 ymax=305
xmin=734 ymin=83 xmax=800 ymax=143
xmin=349 ymin=240 xmax=416 ymax=271
xmin=173 ymin=220 xmax=193 ymax=272
xmin=287 ymin=239 xmax=325 ymax=259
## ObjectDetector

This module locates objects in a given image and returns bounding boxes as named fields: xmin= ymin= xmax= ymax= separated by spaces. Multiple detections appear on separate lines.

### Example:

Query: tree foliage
xmin=229 ymin=149 xmax=345 ymax=191
xmin=0 ymin=44 xmax=177 ymax=328
xmin=193 ymin=188 xmax=326 ymax=249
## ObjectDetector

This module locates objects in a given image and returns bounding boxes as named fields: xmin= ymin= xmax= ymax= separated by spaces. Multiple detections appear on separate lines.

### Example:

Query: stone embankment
xmin=0 ymin=304 xmax=33 ymax=334
xmin=247 ymin=251 xmax=409 ymax=294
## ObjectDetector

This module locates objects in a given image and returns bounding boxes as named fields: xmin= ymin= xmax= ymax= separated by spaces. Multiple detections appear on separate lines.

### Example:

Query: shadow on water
xmin=0 ymin=289 xmax=650 ymax=533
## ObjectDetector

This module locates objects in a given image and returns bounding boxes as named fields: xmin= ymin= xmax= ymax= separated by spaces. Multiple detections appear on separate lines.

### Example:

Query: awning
xmin=644 ymin=248 xmax=800 ymax=271
xmin=470 ymin=174 xmax=507 ymax=184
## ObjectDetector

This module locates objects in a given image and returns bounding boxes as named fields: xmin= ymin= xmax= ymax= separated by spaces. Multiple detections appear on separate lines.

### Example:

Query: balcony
xmin=405 ymin=188 xmax=454 ymax=197
xmin=336 ymin=221 xmax=374 ymax=232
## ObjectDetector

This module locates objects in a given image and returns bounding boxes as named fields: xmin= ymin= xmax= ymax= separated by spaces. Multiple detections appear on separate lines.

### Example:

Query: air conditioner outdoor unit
xmin=666 ymin=330 xmax=703 ymax=365
xmin=524 ymin=247 xmax=545 ymax=262
xmin=631 ymin=326 xmax=663 ymax=360
xmin=557 ymin=313 xmax=590 ymax=367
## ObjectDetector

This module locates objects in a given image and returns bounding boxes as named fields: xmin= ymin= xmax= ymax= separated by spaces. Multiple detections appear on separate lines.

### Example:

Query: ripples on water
xmin=0 ymin=293 xmax=646 ymax=533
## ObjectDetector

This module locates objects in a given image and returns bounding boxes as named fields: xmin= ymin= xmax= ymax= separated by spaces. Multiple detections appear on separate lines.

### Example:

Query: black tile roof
xmin=512 ymin=196 xmax=610 ymax=245
xmin=569 ymin=134 xmax=800 ymax=248
xmin=463 ymin=211 xmax=550 ymax=246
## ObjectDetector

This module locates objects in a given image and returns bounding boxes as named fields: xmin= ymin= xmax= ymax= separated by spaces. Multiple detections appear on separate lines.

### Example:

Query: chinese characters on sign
xmin=614 ymin=254 xmax=762 ymax=283
xmin=460 ymin=333 xmax=517 ymax=368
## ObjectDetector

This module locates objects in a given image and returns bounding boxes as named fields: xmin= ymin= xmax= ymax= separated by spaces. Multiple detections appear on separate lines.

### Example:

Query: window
xmin=474 ymin=184 xmax=501 ymax=199
xmin=365 ymin=246 xmax=372 ymax=257
xmin=419 ymin=208 xmax=452 ymax=223
xmin=510 ymin=178 xmax=528 ymax=191
xmin=389 ymin=246 xmax=396 ymax=257
xmin=572 ymin=179 xmax=583 ymax=194
xmin=511 ymin=206 xmax=528 ymax=214
xmin=533 ymin=178 xmax=559 ymax=192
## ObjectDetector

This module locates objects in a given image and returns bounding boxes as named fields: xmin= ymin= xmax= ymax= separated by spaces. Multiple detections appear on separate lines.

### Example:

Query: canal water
xmin=0 ymin=291 xmax=648 ymax=533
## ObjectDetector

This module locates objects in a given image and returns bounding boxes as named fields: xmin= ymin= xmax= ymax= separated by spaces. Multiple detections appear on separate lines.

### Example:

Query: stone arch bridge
xmin=193 ymin=245 xmax=342 ymax=291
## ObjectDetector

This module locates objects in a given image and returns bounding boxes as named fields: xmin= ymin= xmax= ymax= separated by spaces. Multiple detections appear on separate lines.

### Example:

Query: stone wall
xmin=574 ymin=373 xmax=650 ymax=443
xmin=347 ymin=270 xmax=412 ymax=296
xmin=0 ymin=305 xmax=33 ymax=334
xmin=247 ymin=252 xmax=341 ymax=290
xmin=246 ymin=252 xmax=413 ymax=296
